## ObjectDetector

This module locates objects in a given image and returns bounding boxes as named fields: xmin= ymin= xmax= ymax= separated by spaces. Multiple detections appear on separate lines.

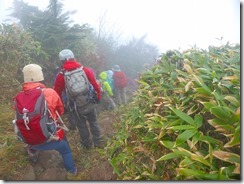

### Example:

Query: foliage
xmin=0 ymin=104 xmax=29 ymax=180
xmin=9 ymin=0 xmax=159 ymax=80
xmin=106 ymin=43 xmax=240 ymax=180
xmin=10 ymin=0 xmax=97 ymax=79
xmin=0 ymin=23 xmax=47 ymax=102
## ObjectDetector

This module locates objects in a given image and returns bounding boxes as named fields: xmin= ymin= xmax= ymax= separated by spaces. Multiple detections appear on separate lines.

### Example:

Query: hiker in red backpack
xmin=13 ymin=64 xmax=77 ymax=175
xmin=54 ymin=49 xmax=102 ymax=149
xmin=112 ymin=65 xmax=128 ymax=105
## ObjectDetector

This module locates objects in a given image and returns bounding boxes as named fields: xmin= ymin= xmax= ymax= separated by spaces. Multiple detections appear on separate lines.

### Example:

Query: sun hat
xmin=22 ymin=64 xmax=44 ymax=82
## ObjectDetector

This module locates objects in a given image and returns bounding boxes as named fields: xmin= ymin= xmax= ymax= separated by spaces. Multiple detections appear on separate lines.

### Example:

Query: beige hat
xmin=22 ymin=64 xmax=44 ymax=82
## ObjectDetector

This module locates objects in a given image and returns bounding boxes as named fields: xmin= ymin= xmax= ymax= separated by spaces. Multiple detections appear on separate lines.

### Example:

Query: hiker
xmin=54 ymin=49 xmax=102 ymax=149
xmin=99 ymin=71 xmax=117 ymax=110
xmin=106 ymin=70 xmax=115 ymax=93
xmin=54 ymin=67 xmax=76 ymax=131
xmin=112 ymin=65 xmax=128 ymax=105
xmin=12 ymin=64 xmax=77 ymax=175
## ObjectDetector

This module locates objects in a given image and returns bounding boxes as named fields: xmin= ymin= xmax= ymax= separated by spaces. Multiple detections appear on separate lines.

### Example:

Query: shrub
xmin=107 ymin=43 xmax=240 ymax=180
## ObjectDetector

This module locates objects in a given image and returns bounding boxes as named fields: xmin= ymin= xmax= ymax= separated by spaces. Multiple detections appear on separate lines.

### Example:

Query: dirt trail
xmin=18 ymin=110 xmax=117 ymax=181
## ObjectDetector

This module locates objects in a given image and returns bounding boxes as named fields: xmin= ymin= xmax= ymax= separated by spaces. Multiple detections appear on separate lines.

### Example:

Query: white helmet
xmin=59 ymin=49 xmax=74 ymax=61
xmin=23 ymin=64 xmax=44 ymax=82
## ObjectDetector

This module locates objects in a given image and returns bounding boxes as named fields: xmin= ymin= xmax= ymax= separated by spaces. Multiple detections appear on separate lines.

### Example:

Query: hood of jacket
xmin=99 ymin=71 xmax=107 ymax=81
xmin=62 ymin=60 xmax=82 ymax=71
xmin=22 ymin=82 xmax=46 ymax=91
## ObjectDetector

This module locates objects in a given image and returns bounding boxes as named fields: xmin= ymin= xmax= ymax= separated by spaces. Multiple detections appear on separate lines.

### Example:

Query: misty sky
xmin=0 ymin=0 xmax=240 ymax=52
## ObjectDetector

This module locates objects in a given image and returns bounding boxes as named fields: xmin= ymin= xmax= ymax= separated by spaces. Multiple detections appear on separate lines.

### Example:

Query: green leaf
xmin=156 ymin=152 xmax=180 ymax=161
xmin=192 ymin=132 xmax=200 ymax=146
xmin=168 ymin=125 xmax=196 ymax=130
xmin=210 ymin=106 xmax=234 ymax=121
xmin=137 ymin=80 xmax=150 ymax=87
xmin=208 ymin=118 xmax=236 ymax=133
xmin=224 ymin=96 xmax=240 ymax=107
xmin=197 ymin=68 xmax=211 ymax=75
xmin=160 ymin=140 xmax=174 ymax=149
xmin=142 ymin=137 xmax=157 ymax=142
xmin=209 ymin=144 xmax=213 ymax=165
xmin=187 ymin=104 xmax=199 ymax=115
xmin=133 ymin=124 xmax=144 ymax=129
xmin=195 ymin=87 xmax=212 ymax=95
xmin=224 ymin=125 xmax=240 ymax=148
xmin=193 ymin=75 xmax=212 ymax=95
xmin=177 ymin=168 xmax=204 ymax=177
xmin=166 ymin=119 xmax=184 ymax=127
xmin=109 ymin=157 xmax=120 ymax=175
xmin=170 ymin=108 xmax=195 ymax=125
xmin=194 ymin=114 xmax=203 ymax=128
xmin=199 ymin=135 xmax=222 ymax=145
xmin=191 ymin=154 xmax=211 ymax=166
xmin=157 ymin=148 xmax=191 ymax=162
xmin=176 ymin=129 xmax=197 ymax=146
xmin=179 ymin=157 xmax=194 ymax=167
xmin=201 ymin=102 xmax=216 ymax=111
xmin=177 ymin=168 xmax=229 ymax=180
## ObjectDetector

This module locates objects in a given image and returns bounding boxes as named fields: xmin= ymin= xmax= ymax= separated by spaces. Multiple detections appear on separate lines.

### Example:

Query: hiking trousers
xmin=74 ymin=105 xmax=101 ymax=148
xmin=102 ymin=92 xmax=117 ymax=110
xmin=30 ymin=139 xmax=76 ymax=174
xmin=115 ymin=87 xmax=127 ymax=105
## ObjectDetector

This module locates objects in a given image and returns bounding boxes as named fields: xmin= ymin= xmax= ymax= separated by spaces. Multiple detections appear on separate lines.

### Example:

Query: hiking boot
xmin=66 ymin=166 xmax=84 ymax=179
xmin=74 ymin=166 xmax=84 ymax=176
xmin=94 ymin=143 xmax=103 ymax=148
xmin=26 ymin=146 xmax=39 ymax=163
xmin=94 ymin=138 xmax=106 ymax=148
xmin=29 ymin=155 xmax=38 ymax=163
xmin=81 ymin=143 xmax=92 ymax=149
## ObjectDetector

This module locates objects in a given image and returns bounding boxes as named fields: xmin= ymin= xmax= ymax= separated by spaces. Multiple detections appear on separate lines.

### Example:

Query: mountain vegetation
xmin=0 ymin=0 xmax=240 ymax=181
xmin=106 ymin=44 xmax=240 ymax=180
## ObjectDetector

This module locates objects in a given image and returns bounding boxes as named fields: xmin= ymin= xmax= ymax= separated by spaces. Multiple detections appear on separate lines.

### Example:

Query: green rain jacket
xmin=99 ymin=71 xmax=113 ymax=96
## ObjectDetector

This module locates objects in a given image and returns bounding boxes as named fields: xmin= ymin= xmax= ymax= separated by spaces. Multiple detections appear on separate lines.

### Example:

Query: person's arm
xmin=43 ymin=88 xmax=64 ymax=120
xmin=104 ymin=82 xmax=113 ymax=96
xmin=53 ymin=72 xmax=65 ymax=98
xmin=84 ymin=67 xmax=101 ymax=100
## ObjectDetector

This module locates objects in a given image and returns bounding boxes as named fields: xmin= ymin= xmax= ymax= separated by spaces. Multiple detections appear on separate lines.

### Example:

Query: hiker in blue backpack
xmin=106 ymin=70 xmax=115 ymax=93
xmin=13 ymin=64 xmax=78 ymax=175
xmin=54 ymin=49 xmax=103 ymax=149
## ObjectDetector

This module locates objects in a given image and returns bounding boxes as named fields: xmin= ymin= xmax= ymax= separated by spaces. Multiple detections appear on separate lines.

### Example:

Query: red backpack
xmin=114 ymin=71 xmax=127 ymax=88
xmin=13 ymin=87 xmax=56 ymax=145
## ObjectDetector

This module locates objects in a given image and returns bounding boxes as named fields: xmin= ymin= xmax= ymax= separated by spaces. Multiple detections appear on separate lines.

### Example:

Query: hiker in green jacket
xmin=99 ymin=71 xmax=117 ymax=110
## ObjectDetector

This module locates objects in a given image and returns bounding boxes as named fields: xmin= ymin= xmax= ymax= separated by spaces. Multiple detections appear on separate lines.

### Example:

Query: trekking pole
xmin=55 ymin=110 xmax=69 ymax=131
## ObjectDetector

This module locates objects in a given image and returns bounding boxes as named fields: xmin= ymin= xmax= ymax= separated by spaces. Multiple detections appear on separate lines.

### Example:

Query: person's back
xmin=106 ymin=70 xmax=114 ymax=92
xmin=13 ymin=64 xmax=77 ymax=175
xmin=54 ymin=49 xmax=103 ymax=148
xmin=99 ymin=71 xmax=113 ymax=96
xmin=112 ymin=65 xmax=127 ymax=105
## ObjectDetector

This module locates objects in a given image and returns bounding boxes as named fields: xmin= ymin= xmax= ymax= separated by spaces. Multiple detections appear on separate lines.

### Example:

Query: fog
xmin=0 ymin=0 xmax=240 ymax=52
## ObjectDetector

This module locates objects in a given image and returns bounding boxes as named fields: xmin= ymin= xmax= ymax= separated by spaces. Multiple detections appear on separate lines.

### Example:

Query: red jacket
xmin=54 ymin=60 xmax=101 ymax=101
